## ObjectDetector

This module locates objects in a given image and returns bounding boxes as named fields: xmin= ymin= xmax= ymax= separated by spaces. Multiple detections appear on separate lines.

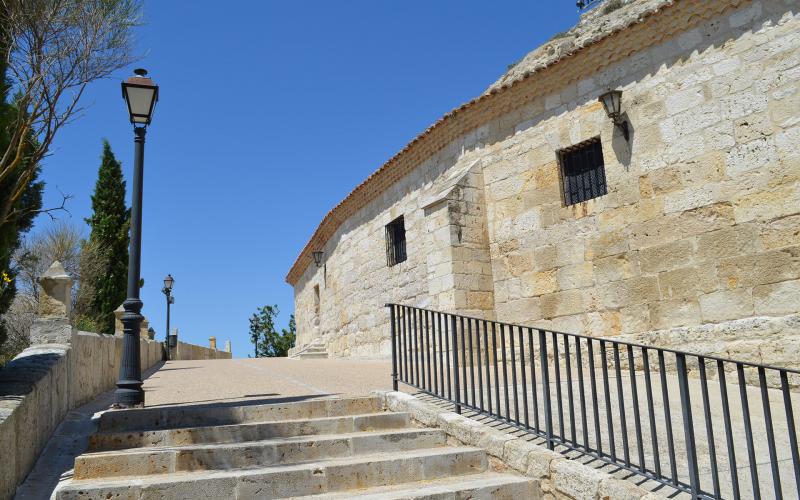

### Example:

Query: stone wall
xmin=0 ymin=331 xmax=162 ymax=499
xmin=482 ymin=0 xmax=800 ymax=364
xmin=292 ymin=0 xmax=800 ymax=364
xmin=0 ymin=332 xmax=230 ymax=499
xmin=172 ymin=340 xmax=232 ymax=361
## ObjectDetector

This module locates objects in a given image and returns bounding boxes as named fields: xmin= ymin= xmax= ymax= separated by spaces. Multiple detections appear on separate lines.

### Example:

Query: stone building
xmin=286 ymin=0 xmax=800 ymax=364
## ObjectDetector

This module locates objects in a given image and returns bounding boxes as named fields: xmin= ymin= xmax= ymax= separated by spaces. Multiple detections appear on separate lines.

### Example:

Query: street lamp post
xmin=162 ymin=274 xmax=174 ymax=360
xmin=114 ymin=68 xmax=159 ymax=408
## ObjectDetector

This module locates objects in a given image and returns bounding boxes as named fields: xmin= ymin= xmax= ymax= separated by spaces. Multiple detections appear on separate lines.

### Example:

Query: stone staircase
xmin=290 ymin=339 xmax=328 ymax=359
xmin=55 ymin=396 xmax=534 ymax=499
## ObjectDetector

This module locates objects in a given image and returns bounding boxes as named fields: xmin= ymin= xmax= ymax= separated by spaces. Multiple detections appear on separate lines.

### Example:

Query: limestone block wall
xmin=172 ymin=340 xmax=232 ymax=361
xmin=482 ymin=0 xmax=800 ymax=366
xmin=292 ymin=0 xmax=800 ymax=364
xmin=294 ymin=152 xmax=485 ymax=357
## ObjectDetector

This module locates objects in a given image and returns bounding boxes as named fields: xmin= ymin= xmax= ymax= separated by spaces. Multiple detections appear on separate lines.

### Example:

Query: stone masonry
xmin=0 ymin=264 xmax=230 ymax=498
xmin=288 ymin=0 xmax=800 ymax=365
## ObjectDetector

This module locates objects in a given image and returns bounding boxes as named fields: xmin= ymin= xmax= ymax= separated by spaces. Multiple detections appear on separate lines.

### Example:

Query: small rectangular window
xmin=559 ymin=137 xmax=607 ymax=205
xmin=385 ymin=216 xmax=407 ymax=266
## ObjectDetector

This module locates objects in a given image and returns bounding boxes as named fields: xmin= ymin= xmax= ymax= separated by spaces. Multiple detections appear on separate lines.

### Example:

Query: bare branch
xmin=0 ymin=0 xmax=142 ymax=229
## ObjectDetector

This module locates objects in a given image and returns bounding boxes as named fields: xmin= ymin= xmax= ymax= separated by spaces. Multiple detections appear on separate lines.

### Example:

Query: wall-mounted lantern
xmin=312 ymin=251 xmax=324 ymax=268
xmin=599 ymin=89 xmax=629 ymax=142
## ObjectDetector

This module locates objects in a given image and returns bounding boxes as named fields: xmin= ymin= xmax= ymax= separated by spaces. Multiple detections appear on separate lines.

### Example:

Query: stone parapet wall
xmin=0 ymin=331 xmax=161 ymax=499
xmin=172 ymin=340 xmax=232 ymax=361
xmin=0 ymin=330 xmax=224 ymax=499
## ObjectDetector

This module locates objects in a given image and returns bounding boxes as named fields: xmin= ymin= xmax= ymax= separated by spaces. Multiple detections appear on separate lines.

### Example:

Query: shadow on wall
xmin=612 ymin=110 xmax=634 ymax=169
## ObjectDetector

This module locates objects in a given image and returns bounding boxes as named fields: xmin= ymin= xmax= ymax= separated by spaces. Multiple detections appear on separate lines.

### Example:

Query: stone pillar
xmin=209 ymin=337 xmax=217 ymax=350
xmin=224 ymin=339 xmax=231 ymax=354
xmin=139 ymin=316 xmax=150 ymax=339
xmin=37 ymin=261 xmax=71 ymax=318
xmin=114 ymin=304 xmax=125 ymax=336
xmin=29 ymin=261 xmax=76 ymax=345
xmin=168 ymin=328 xmax=179 ymax=360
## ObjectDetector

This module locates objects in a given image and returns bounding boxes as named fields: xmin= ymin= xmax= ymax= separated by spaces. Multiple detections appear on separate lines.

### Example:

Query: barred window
xmin=385 ymin=216 xmax=407 ymax=266
xmin=559 ymin=137 xmax=607 ymax=205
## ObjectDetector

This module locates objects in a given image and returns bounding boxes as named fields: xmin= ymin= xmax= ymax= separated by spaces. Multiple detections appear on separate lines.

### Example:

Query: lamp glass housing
xmin=312 ymin=251 xmax=324 ymax=267
xmin=122 ymin=69 xmax=159 ymax=125
xmin=599 ymin=90 xmax=622 ymax=119
xmin=163 ymin=274 xmax=174 ymax=291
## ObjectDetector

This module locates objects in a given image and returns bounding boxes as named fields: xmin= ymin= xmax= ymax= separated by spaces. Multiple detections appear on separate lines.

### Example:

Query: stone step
xmin=56 ymin=446 xmax=488 ymax=499
xmin=295 ymin=352 xmax=328 ymax=359
xmin=287 ymin=471 xmax=536 ymax=499
xmin=89 ymin=411 xmax=410 ymax=452
xmin=96 ymin=396 xmax=382 ymax=433
xmin=75 ymin=428 xmax=447 ymax=479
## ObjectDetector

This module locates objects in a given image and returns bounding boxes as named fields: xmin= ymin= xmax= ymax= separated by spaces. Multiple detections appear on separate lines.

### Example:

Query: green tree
xmin=0 ymin=0 xmax=140 ymax=233
xmin=78 ymin=141 xmax=129 ymax=334
xmin=0 ymin=8 xmax=43 ymax=351
xmin=249 ymin=306 xmax=296 ymax=358
xmin=278 ymin=314 xmax=296 ymax=357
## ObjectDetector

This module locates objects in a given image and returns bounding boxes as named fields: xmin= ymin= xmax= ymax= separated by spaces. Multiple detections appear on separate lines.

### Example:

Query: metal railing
xmin=386 ymin=303 xmax=800 ymax=499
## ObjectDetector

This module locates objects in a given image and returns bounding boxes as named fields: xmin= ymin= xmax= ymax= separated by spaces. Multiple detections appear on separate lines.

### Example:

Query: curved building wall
xmin=292 ymin=0 xmax=800 ymax=364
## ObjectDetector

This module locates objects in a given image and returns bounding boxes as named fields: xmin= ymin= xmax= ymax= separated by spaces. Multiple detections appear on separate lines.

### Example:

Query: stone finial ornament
xmin=37 ymin=261 xmax=72 ymax=318
xmin=209 ymin=336 xmax=217 ymax=350
xmin=139 ymin=316 xmax=150 ymax=338
xmin=114 ymin=304 xmax=125 ymax=335
xmin=224 ymin=339 xmax=231 ymax=354
xmin=30 ymin=261 xmax=76 ymax=344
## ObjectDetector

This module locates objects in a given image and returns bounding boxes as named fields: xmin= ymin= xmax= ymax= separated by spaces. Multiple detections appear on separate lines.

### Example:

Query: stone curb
xmin=371 ymin=390 xmax=667 ymax=500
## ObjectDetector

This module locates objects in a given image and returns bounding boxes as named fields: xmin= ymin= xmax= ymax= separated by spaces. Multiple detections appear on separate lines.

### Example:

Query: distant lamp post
xmin=312 ymin=251 xmax=324 ymax=268
xmin=114 ymin=68 xmax=159 ymax=408
xmin=162 ymin=274 xmax=175 ymax=359
xmin=598 ymin=89 xmax=629 ymax=141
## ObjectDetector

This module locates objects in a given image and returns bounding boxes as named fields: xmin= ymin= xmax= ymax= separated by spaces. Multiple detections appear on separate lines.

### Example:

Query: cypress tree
xmin=82 ymin=141 xmax=129 ymax=334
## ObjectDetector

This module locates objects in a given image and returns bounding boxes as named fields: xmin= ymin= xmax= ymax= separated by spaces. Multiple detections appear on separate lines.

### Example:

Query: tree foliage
xmin=0 ymin=3 xmax=43 ymax=350
xmin=76 ymin=140 xmax=128 ymax=334
xmin=0 ymin=0 xmax=141 ymax=232
xmin=249 ymin=305 xmax=295 ymax=358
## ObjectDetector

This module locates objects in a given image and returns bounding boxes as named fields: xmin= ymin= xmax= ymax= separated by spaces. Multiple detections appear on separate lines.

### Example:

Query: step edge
xmin=64 ymin=445 xmax=488 ymax=489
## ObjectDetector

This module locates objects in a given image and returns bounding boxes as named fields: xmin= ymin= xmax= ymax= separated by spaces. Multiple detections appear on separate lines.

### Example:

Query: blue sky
xmin=35 ymin=1 xmax=581 ymax=356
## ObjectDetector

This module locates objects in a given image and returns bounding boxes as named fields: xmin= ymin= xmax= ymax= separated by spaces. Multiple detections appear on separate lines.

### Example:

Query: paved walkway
xmin=143 ymin=357 xmax=399 ymax=407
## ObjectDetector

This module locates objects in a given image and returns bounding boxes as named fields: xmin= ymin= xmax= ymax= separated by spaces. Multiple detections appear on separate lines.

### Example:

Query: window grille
xmin=385 ymin=216 xmax=407 ymax=266
xmin=559 ymin=137 xmax=607 ymax=205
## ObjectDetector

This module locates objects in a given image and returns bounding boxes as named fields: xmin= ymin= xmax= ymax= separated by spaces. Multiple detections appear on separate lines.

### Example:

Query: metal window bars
xmin=386 ymin=303 xmax=800 ymax=499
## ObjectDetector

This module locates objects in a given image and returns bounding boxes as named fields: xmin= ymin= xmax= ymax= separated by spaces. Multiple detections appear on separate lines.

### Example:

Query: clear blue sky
xmin=35 ymin=1 xmax=581 ymax=356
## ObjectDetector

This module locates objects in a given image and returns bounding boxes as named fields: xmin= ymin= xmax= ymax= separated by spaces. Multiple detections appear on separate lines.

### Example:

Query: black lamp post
xmin=162 ymin=274 xmax=174 ymax=359
xmin=114 ymin=68 xmax=159 ymax=408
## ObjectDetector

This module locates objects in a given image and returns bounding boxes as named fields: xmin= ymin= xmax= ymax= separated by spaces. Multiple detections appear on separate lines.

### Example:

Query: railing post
xmin=451 ymin=314 xmax=462 ymax=414
xmin=539 ymin=329 xmax=553 ymax=450
xmin=386 ymin=304 xmax=398 ymax=391
xmin=675 ymin=353 xmax=700 ymax=498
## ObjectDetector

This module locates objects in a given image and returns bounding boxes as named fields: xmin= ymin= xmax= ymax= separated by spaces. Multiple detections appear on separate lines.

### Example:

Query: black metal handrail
xmin=386 ymin=303 xmax=800 ymax=499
